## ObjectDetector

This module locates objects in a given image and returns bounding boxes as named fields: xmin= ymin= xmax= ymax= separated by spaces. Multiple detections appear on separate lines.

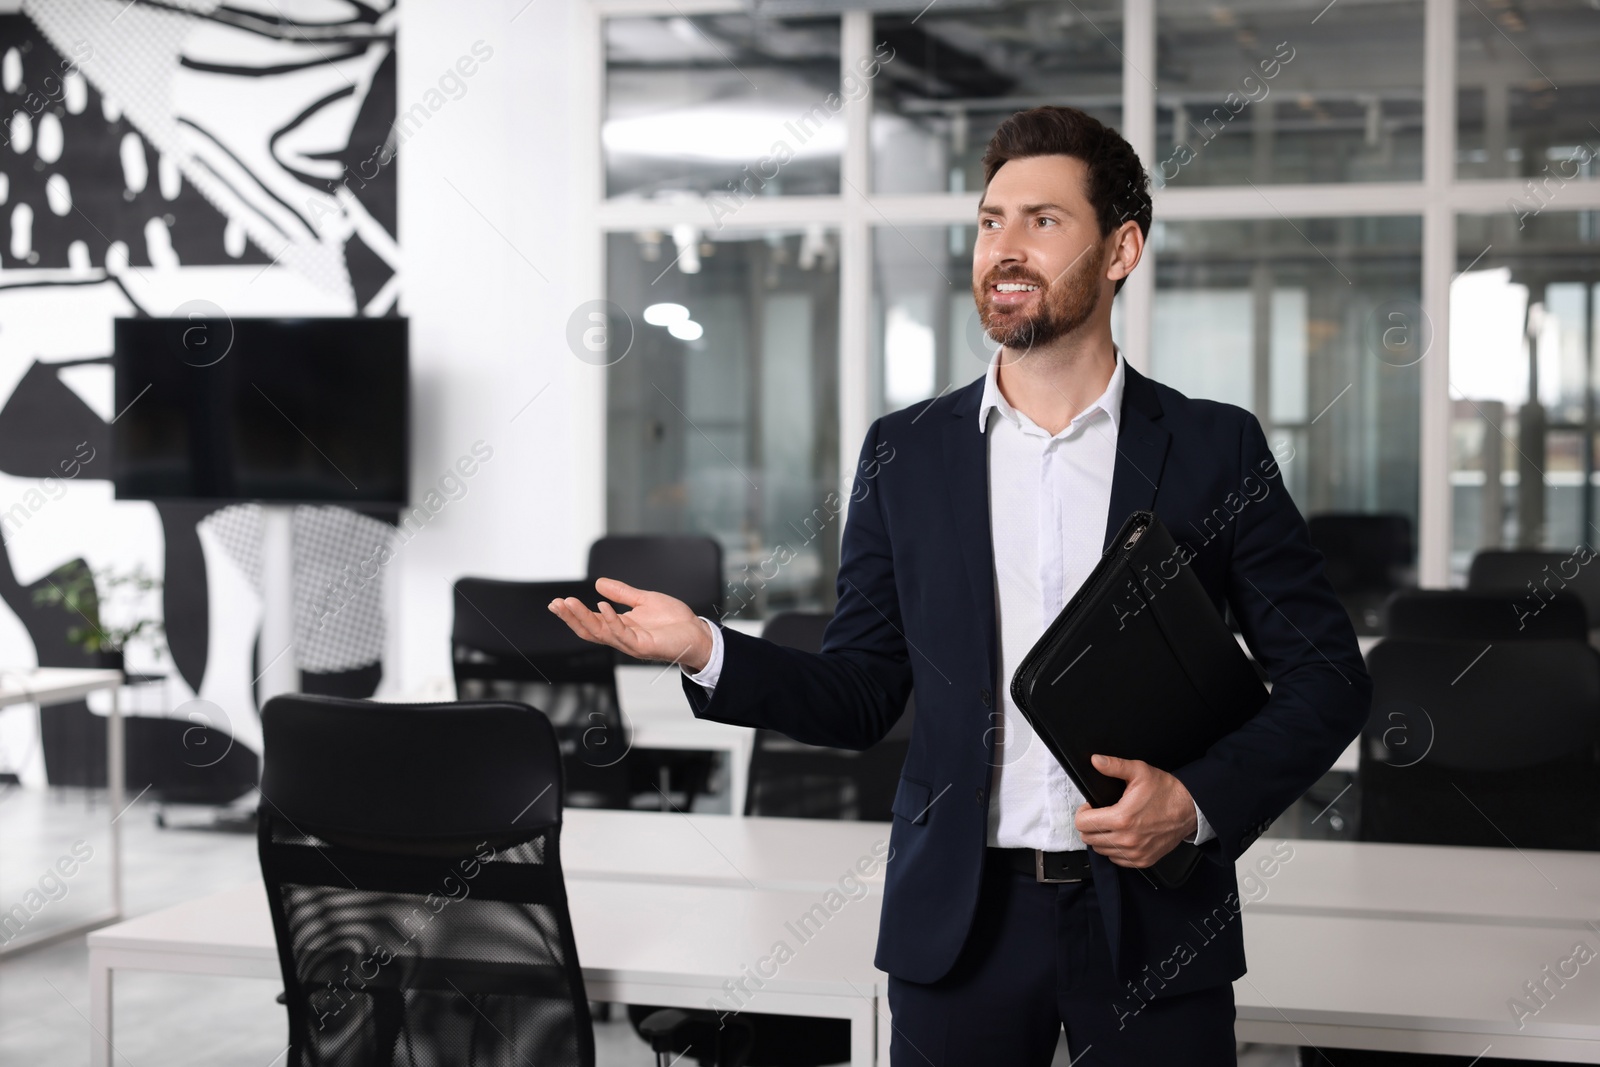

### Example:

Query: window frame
xmin=583 ymin=0 xmax=1600 ymax=591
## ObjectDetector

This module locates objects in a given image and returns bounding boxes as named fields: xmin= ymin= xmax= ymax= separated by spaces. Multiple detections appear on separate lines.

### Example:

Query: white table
xmin=1235 ymin=910 xmax=1600 ymax=1061
xmin=562 ymin=809 xmax=888 ymax=892
xmin=86 ymin=828 xmax=1600 ymax=1065
xmin=88 ymin=878 xmax=888 ymax=1067
xmin=0 ymin=667 xmax=124 ymax=956
xmin=1240 ymin=836 xmax=1600 ymax=929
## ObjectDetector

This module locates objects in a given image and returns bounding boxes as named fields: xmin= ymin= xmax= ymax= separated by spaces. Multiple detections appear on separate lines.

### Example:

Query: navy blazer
xmin=682 ymin=362 xmax=1372 ymax=999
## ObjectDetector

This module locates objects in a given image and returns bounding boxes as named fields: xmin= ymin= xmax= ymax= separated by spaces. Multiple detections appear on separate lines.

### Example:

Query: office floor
xmin=0 ymin=786 xmax=1299 ymax=1067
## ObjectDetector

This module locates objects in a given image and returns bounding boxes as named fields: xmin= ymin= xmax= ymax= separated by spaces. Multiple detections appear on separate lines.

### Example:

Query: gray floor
xmin=0 ymin=785 xmax=1299 ymax=1066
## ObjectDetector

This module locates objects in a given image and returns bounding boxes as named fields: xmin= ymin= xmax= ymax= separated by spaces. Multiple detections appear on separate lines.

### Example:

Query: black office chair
xmin=1357 ymin=638 xmax=1600 ymax=850
xmin=745 ymin=611 xmax=914 ymax=821
xmin=451 ymin=577 xmax=634 ymax=809
xmin=586 ymin=535 xmax=722 ymax=809
xmin=587 ymin=534 xmax=724 ymax=622
xmin=1307 ymin=512 xmax=1415 ymax=635
xmin=1381 ymin=588 xmax=1588 ymax=641
xmin=257 ymin=693 xmax=716 ymax=1067
xmin=1467 ymin=548 xmax=1600 ymax=631
xmin=257 ymin=694 xmax=594 ymax=1064
xmin=1305 ymin=638 xmax=1600 ymax=1067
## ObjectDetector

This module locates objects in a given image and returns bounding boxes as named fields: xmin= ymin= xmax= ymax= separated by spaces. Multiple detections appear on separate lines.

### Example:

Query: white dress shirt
xmin=684 ymin=347 xmax=1214 ymax=852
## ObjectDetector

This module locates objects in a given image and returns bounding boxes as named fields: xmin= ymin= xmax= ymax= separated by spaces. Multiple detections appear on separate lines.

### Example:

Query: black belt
xmin=990 ymin=846 xmax=1093 ymax=883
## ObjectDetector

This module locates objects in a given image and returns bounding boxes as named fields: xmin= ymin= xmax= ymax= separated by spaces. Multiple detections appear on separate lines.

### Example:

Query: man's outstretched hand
xmin=1073 ymin=754 xmax=1198 ymax=869
xmin=547 ymin=577 xmax=714 ymax=672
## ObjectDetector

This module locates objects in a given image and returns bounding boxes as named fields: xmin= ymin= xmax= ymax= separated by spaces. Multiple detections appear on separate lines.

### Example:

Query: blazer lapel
xmin=1102 ymin=363 xmax=1172 ymax=551
xmin=942 ymin=378 xmax=999 ymax=685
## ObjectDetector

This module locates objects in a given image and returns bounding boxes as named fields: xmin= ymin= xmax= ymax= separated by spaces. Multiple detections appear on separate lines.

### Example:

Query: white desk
xmin=561 ymin=809 xmax=888 ymax=891
xmin=1241 ymin=836 xmax=1600 ymax=929
xmin=88 ymin=878 xmax=887 ymax=1067
xmin=85 ymin=831 xmax=1600 ymax=1065
xmin=0 ymin=667 xmax=124 ymax=956
xmin=1235 ymin=910 xmax=1600 ymax=1061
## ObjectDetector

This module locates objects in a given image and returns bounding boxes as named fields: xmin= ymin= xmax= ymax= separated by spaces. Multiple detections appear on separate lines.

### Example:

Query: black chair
xmin=745 ymin=611 xmax=914 ymax=821
xmin=1381 ymin=588 xmax=1588 ymax=641
xmin=587 ymin=535 xmax=724 ymax=622
xmin=586 ymin=535 xmax=722 ymax=808
xmin=1307 ymin=512 xmax=1415 ymax=635
xmin=1304 ymin=638 xmax=1600 ymax=1066
xmin=257 ymin=694 xmax=596 ymax=1065
xmin=451 ymin=577 xmax=634 ymax=809
xmin=1357 ymin=638 xmax=1600 ymax=850
xmin=1467 ymin=548 xmax=1600 ymax=632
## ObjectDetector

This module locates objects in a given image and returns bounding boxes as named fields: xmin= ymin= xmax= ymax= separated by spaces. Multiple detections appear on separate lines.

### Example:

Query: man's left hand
xmin=1073 ymin=754 xmax=1197 ymax=868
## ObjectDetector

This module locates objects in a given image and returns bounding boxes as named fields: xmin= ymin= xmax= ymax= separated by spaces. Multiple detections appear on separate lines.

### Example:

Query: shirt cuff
xmin=1187 ymin=800 xmax=1216 ymax=846
xmin=681 ymin=616 xmax=723 ymax=690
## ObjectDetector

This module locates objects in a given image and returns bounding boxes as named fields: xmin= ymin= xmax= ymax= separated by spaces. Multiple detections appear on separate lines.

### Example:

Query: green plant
xmin=31 ymin=562 xmax=165 ymax=658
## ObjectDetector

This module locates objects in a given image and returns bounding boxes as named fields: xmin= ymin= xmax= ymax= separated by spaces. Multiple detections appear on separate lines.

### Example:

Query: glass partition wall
xmin=592 ymin=0 xmax=1600 ymax=613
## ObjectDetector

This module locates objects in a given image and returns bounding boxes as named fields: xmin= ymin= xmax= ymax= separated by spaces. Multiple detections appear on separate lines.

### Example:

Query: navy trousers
xmin=887 ymin=850 xmax=1237 ymax=1066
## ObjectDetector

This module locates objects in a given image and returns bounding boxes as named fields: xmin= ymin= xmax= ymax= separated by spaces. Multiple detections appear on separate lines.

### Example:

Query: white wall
xmin=389 ymin=1 xmax=599 ymax=693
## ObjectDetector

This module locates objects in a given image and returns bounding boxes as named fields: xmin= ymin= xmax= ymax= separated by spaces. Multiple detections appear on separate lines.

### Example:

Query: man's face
xmin=972 ymin=155 xmax=1109 ymax=352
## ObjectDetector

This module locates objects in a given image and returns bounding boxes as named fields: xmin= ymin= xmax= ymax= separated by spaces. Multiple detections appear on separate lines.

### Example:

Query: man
xmin=550 ymin=106 xmax=1371 ymax=1066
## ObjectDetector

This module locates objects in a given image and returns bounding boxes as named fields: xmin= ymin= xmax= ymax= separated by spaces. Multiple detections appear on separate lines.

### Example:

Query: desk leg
xmin=877 ymin=987 xmax=891 ymax=1065
xmin=107 ymin=685 xmax=123 ymax=918
xmin=89 ymin=955 xmax=112 ymax=1067
xmin=849 ymin=996 xmax=876 ymax=1067
xmin=730 ymin=738 xmax=749 ymax=818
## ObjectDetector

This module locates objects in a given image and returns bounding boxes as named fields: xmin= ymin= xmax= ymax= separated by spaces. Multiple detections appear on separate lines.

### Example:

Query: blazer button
xmin=975 ymin=788 xmax=986 ymax=806
xmin=980 ymin=689 xmax=992 ymax=707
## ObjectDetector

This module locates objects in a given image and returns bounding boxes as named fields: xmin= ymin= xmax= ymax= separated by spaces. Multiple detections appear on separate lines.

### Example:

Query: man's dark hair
xmin=980 ymin=106 xmax=1152 ymax=294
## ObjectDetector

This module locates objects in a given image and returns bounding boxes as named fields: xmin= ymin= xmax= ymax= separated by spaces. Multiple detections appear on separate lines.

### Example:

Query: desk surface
xmin=1242 ymin=837 xmax=1600 ymax=929
xmin=562 ymin=810 xmax=888 ymax=892
xmin=88 ymin=876 xmax=886 ymax=1000
xmin=0 ymin=667 xmax=123 ymax=709
xmin=1236 ymin=909 xmax=1600 ymax=1058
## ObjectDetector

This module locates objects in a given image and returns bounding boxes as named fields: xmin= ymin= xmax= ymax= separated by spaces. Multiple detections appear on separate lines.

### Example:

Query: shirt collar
xmin=978 ymin=346 xmax=1126 ymax=436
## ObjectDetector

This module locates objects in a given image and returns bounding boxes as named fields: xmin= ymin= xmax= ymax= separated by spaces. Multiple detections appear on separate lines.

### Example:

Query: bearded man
xmin=552 ymin=106 xmax=1370 ymax=1067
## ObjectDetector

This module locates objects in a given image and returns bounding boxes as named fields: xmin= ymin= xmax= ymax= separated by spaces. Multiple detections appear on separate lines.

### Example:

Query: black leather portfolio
xmin=1009 ymin=510 xmax=1268 ymax=889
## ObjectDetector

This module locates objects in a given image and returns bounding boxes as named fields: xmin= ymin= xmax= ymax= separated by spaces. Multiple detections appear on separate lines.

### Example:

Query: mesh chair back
xmin=586 ymin=535 xmax=723 ymax=620
xmin=451 ymin=579 xmax=630 ymax=808
xmin=746 ymin=611 xmax=913 ymax=820
xmin=1382 ymin=588 xmax=1588 ymax=641
xmin=1467 ymin=549 xmax=1600 ymax=627
xmin=1358 ymin=639 xmax=1600 ymax=849
xmin=258 ymin=694 xmax=593 ymax=1067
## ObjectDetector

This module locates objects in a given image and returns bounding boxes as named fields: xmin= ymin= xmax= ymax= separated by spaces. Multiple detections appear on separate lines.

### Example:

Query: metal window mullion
xmin=580 ymin=1 xmax=608 ymax=559
xmin=840 ymin=9 xmax=872 ymax=521
xmin=1121 ymin=0 xmax=1156 ymax=374
xmin=1419 ymin=0 xmax=1457 ymax=587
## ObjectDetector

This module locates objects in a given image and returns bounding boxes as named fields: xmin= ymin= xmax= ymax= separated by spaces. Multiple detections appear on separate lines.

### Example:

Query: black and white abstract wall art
xmin=0 ymin=0 xmax=400 ymax=785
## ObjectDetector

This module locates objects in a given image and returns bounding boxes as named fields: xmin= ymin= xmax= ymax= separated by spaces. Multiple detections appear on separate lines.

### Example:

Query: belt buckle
xmin=1033 ymin=848 xmax=1084 ymax=884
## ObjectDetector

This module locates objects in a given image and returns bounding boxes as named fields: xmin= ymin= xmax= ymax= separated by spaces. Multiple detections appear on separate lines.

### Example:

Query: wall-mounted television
xmin=112 ymin=317 xmax=409 ymax=509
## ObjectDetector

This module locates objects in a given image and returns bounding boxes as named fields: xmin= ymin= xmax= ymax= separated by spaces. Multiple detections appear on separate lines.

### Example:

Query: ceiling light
xmin=644 ymin=303 xmax=690 ymax=326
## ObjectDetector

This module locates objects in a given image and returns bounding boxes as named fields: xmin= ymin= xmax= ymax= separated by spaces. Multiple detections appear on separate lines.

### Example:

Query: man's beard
xmin=973 ymin=242 xmax=1105 ymax=353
